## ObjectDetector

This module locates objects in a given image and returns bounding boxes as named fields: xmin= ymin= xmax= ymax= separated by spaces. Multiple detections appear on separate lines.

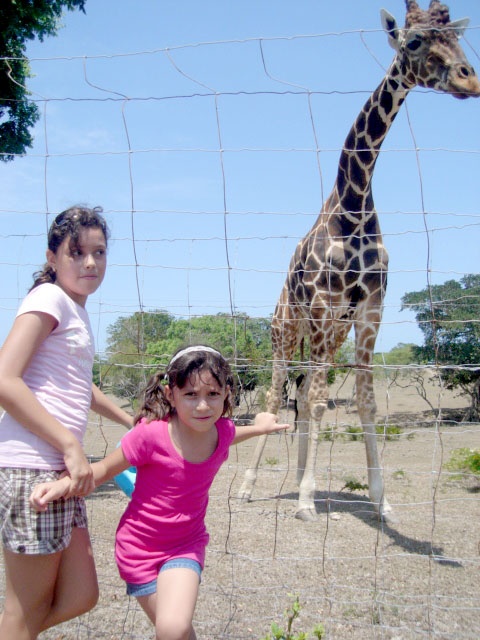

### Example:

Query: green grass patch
xmin=445 ymin=448 xmax=480 ymax=477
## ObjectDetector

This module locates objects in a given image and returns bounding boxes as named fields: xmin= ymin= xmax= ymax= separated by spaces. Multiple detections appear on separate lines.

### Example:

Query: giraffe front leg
xmin=237 ymin=434 xmax=268 ymax=502
xmin=238 ymin=367 xmax=285 ymax=503
xmin=356 ymin=367 xmax=393 ymax=521
xmin=295 ymin=369 xmax=328 ymax=522
xmin=363 ymin=423 xmax=393 ymax=519
xmin=295 ymin=420 xmax=321 ymax=521
xmin=295 ymin=372 xmax=310 ymax=485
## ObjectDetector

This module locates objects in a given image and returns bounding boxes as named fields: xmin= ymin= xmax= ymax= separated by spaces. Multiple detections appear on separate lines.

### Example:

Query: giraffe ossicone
xmin=238 ymin=0 xmax=480 ymax=522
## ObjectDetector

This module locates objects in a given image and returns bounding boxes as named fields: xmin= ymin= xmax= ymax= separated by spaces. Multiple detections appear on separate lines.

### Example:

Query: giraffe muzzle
xmin=448 ymin=64 xmax=480 ymax=99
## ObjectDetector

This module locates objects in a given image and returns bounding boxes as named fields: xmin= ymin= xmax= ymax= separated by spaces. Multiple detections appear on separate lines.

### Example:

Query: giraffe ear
xmin=449 ymin=17 xmax=470 ymax=39
xmin=380 ymin=9 xmax=400 ymax=51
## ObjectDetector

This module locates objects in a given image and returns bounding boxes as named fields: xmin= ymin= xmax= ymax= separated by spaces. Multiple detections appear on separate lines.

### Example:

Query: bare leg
xmin=0 ymin=528 xmax=97 ymax=640
xmin=0 ymin=549 xmax=60 ymax=640
xmin=137 ymin=567 xmax=200 ymax=640
xmin=41 ymin=527 xmax=98 ymax=629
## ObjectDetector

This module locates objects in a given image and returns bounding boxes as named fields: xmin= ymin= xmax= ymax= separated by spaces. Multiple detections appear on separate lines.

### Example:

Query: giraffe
xmin=238 ymin=0 xmax=480 ymax=522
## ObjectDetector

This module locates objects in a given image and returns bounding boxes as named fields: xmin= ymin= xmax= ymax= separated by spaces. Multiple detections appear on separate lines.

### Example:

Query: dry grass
xmin=1 ymin=372 xmax=479 ymax=639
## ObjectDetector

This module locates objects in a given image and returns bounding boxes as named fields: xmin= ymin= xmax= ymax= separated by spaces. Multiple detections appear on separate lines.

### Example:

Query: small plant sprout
xmin=341 ymin=477 xmax=369 ymax=493
xmin=265 ymin=457 xmax=279 ymax=466
xmin=260 ymin=595 xmax=325 ymax=640
xmin=345 ymin=425 xmax=363 ymax=441
xmin=376 ymin=424 xmax=401 ymax=441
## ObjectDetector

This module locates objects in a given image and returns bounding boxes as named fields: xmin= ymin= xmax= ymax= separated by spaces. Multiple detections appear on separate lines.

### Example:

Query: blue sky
xmin=1 ymin=0 xmax=479 ymax=356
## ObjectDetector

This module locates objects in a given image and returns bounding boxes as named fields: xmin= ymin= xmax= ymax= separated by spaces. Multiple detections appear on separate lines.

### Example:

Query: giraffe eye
xmin=404 ymin=28 xmax=426 ymax=53
xmin=406 ymin=34 xmax=423 ymax=51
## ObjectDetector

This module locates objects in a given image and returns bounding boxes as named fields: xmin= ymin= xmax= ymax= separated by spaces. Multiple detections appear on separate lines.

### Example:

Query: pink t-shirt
xmin=115 ymin=416 xmax=236 ymax=585
xmin=0 ymin=283 xmax=94 ymax=469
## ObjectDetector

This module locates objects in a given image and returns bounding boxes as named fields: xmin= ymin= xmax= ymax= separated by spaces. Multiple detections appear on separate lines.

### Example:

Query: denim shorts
xmin=126 ymin=558 xmax=202 ymax=597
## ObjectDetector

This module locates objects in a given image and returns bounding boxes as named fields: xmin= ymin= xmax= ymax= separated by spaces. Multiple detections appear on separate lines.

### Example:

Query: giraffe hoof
xmin=372 ymin=501 xmax=397 ymax=524
xmin=237 ymin=490 xmax=252 ymax=503
xmin=295 ymin=508 xmax=317 ymax=522
xmin=380 ymin=501 xmax=395 ymax=521
xmin=379 ymin=509 xmax=397 ymax=524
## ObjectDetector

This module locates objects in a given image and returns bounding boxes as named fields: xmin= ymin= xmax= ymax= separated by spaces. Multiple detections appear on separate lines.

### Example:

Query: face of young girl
xmin=167 ymin=369 xmax=229 ymax=435
xmin=47 ymin=227 xmax=107 ymax=307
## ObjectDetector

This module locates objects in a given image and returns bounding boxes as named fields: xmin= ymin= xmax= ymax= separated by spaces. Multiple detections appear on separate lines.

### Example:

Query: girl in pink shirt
xmin=31 ymin=345 xmax=289 ymax=640
xmin=0 ymin=206 xmax=133 ymax=640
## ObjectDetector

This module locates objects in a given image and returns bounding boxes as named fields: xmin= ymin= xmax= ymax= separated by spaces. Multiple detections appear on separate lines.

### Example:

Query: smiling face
xmin=47 ymin=226 xmax=107 ymax=307
xmin=166 ymin=368 xmax=229 ymax=435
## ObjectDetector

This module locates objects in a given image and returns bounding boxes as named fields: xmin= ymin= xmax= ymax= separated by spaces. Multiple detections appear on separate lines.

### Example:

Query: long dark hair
xmin=134 ymin=345 xmax=235 ymax=424
xmin=30 ymin=205 xmax=109 ymax=291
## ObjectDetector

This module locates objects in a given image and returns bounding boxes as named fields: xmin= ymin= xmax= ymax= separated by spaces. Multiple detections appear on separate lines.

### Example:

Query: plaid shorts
xmin=0 ymin=467 xmax=88 ymax=555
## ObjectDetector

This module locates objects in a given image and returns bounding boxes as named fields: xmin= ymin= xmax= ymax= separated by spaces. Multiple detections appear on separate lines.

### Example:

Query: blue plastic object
xmin=113 ymin=440 xmax=137 ymax=498
xmin=114 ymin=466 xmax=137 ymax=498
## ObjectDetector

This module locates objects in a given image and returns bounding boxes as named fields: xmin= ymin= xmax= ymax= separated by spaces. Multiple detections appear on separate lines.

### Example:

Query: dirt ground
xmin=1 ymin=371 xmax=479 ymax=639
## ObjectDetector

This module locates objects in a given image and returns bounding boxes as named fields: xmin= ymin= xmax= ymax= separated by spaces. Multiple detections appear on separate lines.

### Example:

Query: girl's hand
xmin=63 ymin=440 xmax=95 ymax=496
xmin=233 ymin=412 xmax=290 ymax=445
xmin=29 ymin=476 xmax=73 ymax=512
xmin=253 ymin=412 xmax=290 ymax=434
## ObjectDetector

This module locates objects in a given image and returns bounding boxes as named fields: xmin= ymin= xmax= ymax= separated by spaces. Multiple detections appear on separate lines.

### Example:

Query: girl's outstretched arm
xmin=0 ymin=311 xmax=94 ymax=496
xmin=30 ymin=446 xmax=131 ymax=511
xmin=91 ymin=383 xmax=133 ymax=429
xmin=232 ymin=412 xmax=290 ymax=445
xmin=90 ymin=445 xmax=131 ymax=488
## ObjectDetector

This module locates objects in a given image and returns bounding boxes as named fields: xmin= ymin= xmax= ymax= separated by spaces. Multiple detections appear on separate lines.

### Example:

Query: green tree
xmin=103 ymin=311 xmax=273 ymax=409
xmin=401 ymin=275 xmax=480 ymax=420
xmin=373 ymin=343 xmax=416 ymax=367
xmin=0 ymin=0 xmax=86 ymax=161
xmin=146 ymin=313 xmax=272 ymax=405
xmin=107 ymin=309 xmax=174 ymax=354
xmin=102 ymin=310 xmax=175 ymax=404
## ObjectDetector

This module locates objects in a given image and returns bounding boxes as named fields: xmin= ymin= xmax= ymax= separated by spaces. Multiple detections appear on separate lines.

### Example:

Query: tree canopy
xmin=0 ymin=0 xmax=86 ymax=161
xmin=100 ymin=311 xmax=274 ymax=408
xmin=100 ymin=309 xmax=176 ymax=401
xmin=373 ymin=343 xmax=416 ymax=367
xmin=99 ymin=310 xmax=356 ymax=410
xmin=401 ymin=275 xmax=480 ymax=420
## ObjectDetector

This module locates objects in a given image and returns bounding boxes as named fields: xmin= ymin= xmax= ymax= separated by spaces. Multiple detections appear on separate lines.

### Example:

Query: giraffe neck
xmin=335 ymin=59 xmax=414 ymax=216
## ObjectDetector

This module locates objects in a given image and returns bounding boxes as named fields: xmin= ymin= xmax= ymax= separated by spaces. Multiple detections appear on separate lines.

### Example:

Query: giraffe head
xmin=380 ymin=1 xmax=480 ymax=98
